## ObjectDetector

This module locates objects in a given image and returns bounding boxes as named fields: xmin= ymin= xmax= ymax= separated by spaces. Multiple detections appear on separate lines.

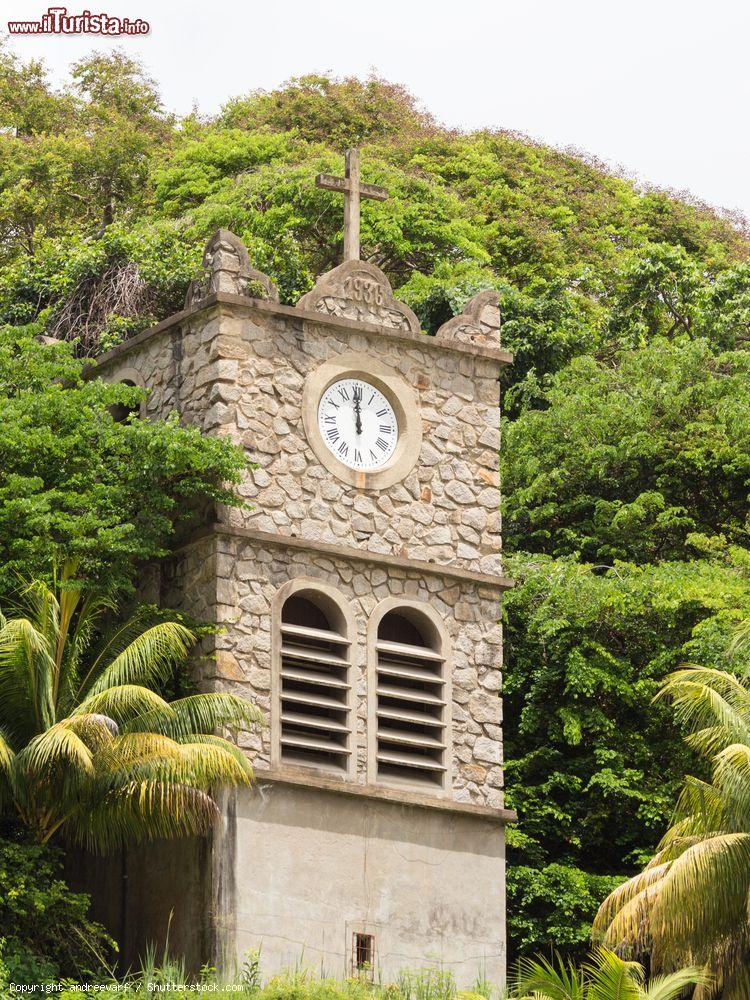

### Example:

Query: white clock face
xmin=317 ymin=378 xmax=399 ymax=471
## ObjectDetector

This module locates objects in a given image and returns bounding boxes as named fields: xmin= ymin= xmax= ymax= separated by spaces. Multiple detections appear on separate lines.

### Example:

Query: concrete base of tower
xmin=213 ymin=780 xmax=507 ymax=988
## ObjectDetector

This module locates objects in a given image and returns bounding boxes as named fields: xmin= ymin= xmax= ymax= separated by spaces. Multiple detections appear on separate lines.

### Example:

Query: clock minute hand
xmin=354 ymin=390 xmax=362 ymax=435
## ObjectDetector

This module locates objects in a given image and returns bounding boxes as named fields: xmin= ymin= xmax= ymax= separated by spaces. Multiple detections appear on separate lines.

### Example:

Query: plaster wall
xmin=219 ymin=781 xmax=506 ymax=988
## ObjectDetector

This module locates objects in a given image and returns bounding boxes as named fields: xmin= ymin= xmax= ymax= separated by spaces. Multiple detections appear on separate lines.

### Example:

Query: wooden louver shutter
xmin=375 ymin=630 xmax=446 ymax=786
xmin=279 ymin=619 xmax=351 ymax=772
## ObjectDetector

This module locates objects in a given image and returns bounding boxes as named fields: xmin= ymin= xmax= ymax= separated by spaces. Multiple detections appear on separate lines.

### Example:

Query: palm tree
xmin=593 ymin=651 xmax=750 ymax=996
xmin=513 ymin=946 xmax=708 ymax=1000
xmin=0 ymin=562 xmax=263 ymax=852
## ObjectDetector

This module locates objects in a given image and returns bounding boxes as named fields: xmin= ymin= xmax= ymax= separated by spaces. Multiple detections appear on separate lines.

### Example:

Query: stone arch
xmin=108 ymin=367 xmax=146 ymax=422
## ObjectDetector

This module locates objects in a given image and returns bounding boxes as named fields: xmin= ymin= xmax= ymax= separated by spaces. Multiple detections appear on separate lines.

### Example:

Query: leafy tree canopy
xmin=1 ymin=50 xmax=748 ymax=377
xmin=0 ymin=323 xmax=247 ymax=596
xmin=503 ymin=337 xmax=750 ymax=563
xmin=503 ymin=547 xmax=750 ymax=960
xmin=0 ymin=833 xmax=115 ymax=984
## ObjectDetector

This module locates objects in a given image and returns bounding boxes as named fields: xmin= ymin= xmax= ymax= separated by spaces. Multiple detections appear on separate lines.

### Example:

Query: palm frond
xmin=20 ymin=720 xmax=94 ymax=776
xmin=666 ymin=776 xmax=729 ymax=838
xmin=82 ymin=622 xmax=195 ymax=697
xmin=0 ymin=617 xmax=56 ymax=734
xmin=177 ymin=733 xmax=254 ymax=778
xmin=513 ymin=953 xmax=586 ymax=1000
xmin=584 ymin=947 xmax=642 ymax=1000
xmin=593 ymin=862 xmax=671 ymax=943
xmin=728 ymin=618 xmax=750 ymax=657
xmin=94 ymin=732 xmax=186 ymax=777
xmin=57 ymin=590 xmax=112 ymax=717
xmin=649 ymin=833 xmax=750 ymax=954
xmin=73 ymin=606 xmax=155 ymax=700
xmin=0 ymin=726 xmax=14 ymax=775
xmin=66 ymin=780 xmax=220 ymax=854
xmin=176 ymin=741 xmax=254 ymax=787
xmin=76 ymin=684 xmax=174 ymax=726
xmin=642 ymin=966 xmax=712 ymax=1000
xmin=657 ymin=669 xmax=750 ymax=742
xmin=124 ymin=692 xmax=263 ymax=739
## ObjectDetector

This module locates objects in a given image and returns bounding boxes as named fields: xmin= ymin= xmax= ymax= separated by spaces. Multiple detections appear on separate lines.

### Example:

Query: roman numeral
xmin=376 ymin=408 xmax=388 ymax=417
xmin=376 ymin=437 xmax=388 ymax=451
xmin=327 ymin=429 xmax=339 ymax=443
xmin=328 ymin=400 xmax=339 ymax=410
xmin=379 ymin=424 xmax=392 ymax=433
xmin=368 ymin=393 xmax=375 ymax=404
xmin=353 ymin=386 xmax=362 ymax=402
xmin=354 ymin=449 xmax=362 ymax=464
xmin=337 ymin=441 xmax=349 ymax=457
xmin=369 ymin=449 xmax=377 ymax=460
xmin=324 ymin=415 xmax=336 ymax=424
xmin=338 ymin=386 xmax=350 ymax=400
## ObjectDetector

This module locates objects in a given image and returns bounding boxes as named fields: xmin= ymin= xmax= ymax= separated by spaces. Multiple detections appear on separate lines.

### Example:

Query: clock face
xmin=317 ymin=378 xmax=399 ymax=471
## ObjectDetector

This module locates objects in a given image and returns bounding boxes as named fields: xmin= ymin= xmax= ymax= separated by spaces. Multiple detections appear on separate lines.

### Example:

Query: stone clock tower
xmin=91 ymin=156 xmax=515 ymax=986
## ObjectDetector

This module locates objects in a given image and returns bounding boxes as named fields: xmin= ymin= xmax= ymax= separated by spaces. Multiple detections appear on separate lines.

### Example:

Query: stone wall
xmin=166 ymin=530 xmax=504 ymax=810
xmin=97 ymin=300 xmax=504 ymax=577
xmin=97 ymin=291 xmax=509 ymax=809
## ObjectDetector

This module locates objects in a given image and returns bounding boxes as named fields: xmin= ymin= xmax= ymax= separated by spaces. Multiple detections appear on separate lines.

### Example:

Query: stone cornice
xmin=256 ymin=765 xmax=517 ymax=824
xmin=183 ymin=523 xmax=515 ymax=591
xmin=89 ymin=292 xmax=514 ymax=372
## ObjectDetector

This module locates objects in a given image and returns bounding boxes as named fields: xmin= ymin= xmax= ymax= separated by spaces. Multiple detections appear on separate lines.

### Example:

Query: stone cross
xmin=316 ymin=148 xmax=388 ymax=261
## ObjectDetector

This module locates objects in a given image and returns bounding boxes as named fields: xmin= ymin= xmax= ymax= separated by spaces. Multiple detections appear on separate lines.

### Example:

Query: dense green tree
xmin=503 ymin=338 xmax=750 ymax=563
xmin=1 ymin=54 xmax=747 ymax=366
xmin=220 ymin=73 xmax=435 ymax=145
xmin=0 ymin=323 xmax=247 ymax=597
xmin=0 ymin=833 xmax=115 ymax=983
xmin=503 ymin=548 xmax=750 ymax=961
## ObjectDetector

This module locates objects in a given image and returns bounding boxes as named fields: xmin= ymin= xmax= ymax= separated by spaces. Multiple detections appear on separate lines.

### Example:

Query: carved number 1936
xmin=343 ymin=276 xmax=384 ymax=307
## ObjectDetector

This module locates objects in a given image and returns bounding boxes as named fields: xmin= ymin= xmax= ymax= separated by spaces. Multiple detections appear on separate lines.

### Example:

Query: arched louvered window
xmin=277 ymin=588 xmax=352 ymax=774
xmin=374 ymin=606 xmax=448 ymax=789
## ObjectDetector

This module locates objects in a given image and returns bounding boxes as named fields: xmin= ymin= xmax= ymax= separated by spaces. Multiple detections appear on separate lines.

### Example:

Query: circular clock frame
xmin=302 ymin=352 xmax=423 ymax=490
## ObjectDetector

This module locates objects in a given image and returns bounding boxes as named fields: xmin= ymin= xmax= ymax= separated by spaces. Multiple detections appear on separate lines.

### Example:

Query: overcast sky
xmin=6 ymin=0 xmax=750 ymax=219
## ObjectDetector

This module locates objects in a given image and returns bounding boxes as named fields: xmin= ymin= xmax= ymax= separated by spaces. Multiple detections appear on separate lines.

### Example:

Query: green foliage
xmin=0 ymin=563 xmax=264 ymax=851
xmin=503 ymin=549 xmax=750 ymax=960
xmin=0 ymin=323 xmax=246 ymax=597
xmin=594 ymin=650 xmax=750 ymax=992
xmin=1 ymin=52 xmax=747 ymax=368
xmin=220 ymin=74 xmax=435 ymax=146
xmin=0 ymin=832 xmax=115 ymax=983
xmin=503 ymin=338 xmax=750 ymax=562
xmin=507 ymin=864 xmax=623 ymax=960
xmin=512 ymin=946 xmax=709 ymax=1000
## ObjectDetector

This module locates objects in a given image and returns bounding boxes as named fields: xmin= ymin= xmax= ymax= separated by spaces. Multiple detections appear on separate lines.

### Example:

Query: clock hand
xmin=354 ymin=389 xmax=362 ymax=435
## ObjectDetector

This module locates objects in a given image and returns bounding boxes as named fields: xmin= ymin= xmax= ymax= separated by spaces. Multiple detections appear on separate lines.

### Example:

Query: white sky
xmin=6 ymin=0 xmax=750 ymax=219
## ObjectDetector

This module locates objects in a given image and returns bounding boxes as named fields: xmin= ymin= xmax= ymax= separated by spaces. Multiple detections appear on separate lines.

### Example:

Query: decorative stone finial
xmin=297 ymin=260 xmax=419 ymax=333
xmin=436 ymin=290 xmax=501 ymax=347
xmin=185 ymin=229 xmax=279 ymax=307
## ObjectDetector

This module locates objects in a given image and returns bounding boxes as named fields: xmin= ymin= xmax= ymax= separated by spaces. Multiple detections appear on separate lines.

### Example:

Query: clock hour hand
xmin=353 ymin=387 xmax=362 ymax=435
